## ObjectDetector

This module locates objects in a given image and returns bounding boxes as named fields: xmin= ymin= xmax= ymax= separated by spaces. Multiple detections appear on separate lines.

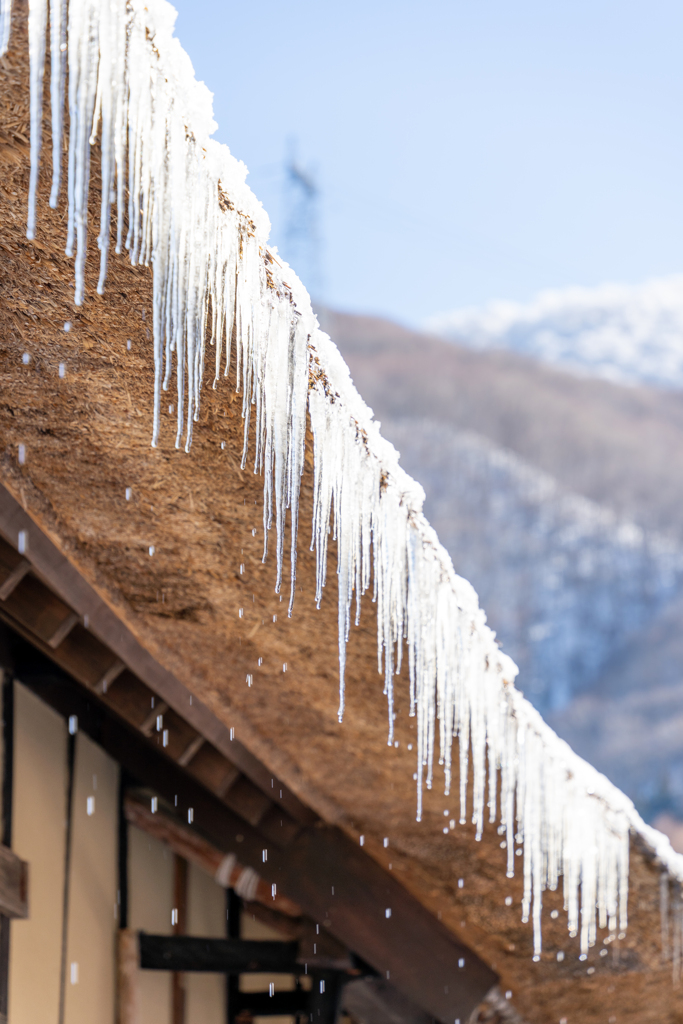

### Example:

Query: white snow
xmin=427 ymin=276 xmax=683 ymax=388
xmin=7 ymin=0 xmax=683 ymax=960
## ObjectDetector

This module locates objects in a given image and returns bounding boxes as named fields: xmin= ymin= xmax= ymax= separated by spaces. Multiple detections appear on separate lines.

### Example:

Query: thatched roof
xmin=0 ymin=2 xmax=681 ymax=1021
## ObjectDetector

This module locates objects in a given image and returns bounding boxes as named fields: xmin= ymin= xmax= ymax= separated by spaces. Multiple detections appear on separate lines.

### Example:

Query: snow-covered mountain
xmin=426 ymin=275 xmax=683 ymax=388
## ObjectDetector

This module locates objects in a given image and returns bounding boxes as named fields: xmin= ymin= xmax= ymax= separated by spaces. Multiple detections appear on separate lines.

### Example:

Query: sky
xmin=169 ymin=0 xmax=683 ymax=327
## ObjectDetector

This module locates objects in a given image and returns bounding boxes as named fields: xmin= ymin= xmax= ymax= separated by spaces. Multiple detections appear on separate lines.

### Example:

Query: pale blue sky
xmin=170 ymin=0 xmax=683 ymax=326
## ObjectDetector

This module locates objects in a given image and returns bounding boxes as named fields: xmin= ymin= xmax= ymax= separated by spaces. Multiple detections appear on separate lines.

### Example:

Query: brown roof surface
xmin=0 ymin=9 xmax=679 ymax=1022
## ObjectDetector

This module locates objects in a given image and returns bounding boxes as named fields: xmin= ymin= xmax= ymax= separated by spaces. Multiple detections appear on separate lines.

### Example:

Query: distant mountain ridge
xmin=426 ymin=274 xmax=683 ymax=389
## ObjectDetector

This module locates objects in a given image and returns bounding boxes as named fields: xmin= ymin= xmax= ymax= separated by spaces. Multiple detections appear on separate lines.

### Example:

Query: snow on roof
xmin=4 ymin=0 xmax=683 ymax=960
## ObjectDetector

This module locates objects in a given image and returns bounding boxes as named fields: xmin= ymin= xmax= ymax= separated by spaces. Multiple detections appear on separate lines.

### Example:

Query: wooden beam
xmin=232 ymin=990 xmax=309 ymax=1017
xmin=307 ymin=970 xmax=348 ymax=1024
xmin=140 ymin=701 xmax=168 ymax=737
xmin=46 ymin=610 xmax=80 ymax=650
xmin=117 ymin=929 xmax=140 ymax=1024
xmin=139 ymin=933 xmax=301 ymax=974
xmin=172 ymin=855 xmax=187 ymax=1024
xmin=0 ymin=560 xmax=30 ymax=601
xmin=96 ymin=659 xmax=125 ymax=695
xmin=0 ymin=845 xmax=28 ymax=920
xmin=177 ymin=735 xmax=204 ymax=767
xmin=342 ymin=976 xmax=434 ymax=1024
xmin=124 ymin=795 xmax=301 ymax=918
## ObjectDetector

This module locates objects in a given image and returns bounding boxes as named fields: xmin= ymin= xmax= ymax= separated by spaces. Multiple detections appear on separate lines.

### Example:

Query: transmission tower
xmin=282 ymin=139 xmax=323 ymax=302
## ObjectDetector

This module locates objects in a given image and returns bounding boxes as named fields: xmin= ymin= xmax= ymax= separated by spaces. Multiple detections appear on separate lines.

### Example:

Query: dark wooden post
xmin=0 ymin=671 xmax=13 ymax=1024
xmin=58 ymin=722 xmax=76 ymax=1024
xmin=172 ymin=855 xmax=188 ymax=1024
xmin=226 ymin=888 xmax=242 ymax=1024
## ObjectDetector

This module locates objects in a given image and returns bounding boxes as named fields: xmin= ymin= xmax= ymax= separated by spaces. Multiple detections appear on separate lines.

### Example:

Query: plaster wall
xmin=9 ymin=682 xmax=67 ymax=1024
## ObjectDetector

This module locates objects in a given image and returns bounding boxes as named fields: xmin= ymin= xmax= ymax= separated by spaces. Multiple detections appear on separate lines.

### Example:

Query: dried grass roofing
xmin=0 ymin=2 xmax=681 ymax=1021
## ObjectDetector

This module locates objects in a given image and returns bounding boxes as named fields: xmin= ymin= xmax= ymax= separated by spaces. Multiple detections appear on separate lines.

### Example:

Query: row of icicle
xmin=3 ymin=0 xmax=683 ymax=961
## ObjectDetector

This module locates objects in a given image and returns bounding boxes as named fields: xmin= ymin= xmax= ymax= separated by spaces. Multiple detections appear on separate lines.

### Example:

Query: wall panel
xmin=185 ymin=863 xmax=226 ymax=1024
xmin=8 ymin=682 xmax=67 ymax=1024
xmin=63 ymin=732 xmax=118 ymax=1024
xmin=128 ymin=824 xmax=173 ymax=1024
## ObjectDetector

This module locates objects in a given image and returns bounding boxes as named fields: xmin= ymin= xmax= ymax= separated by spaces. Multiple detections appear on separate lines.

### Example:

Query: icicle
xmin=16 ymin=0 xmax=683 ymax=966
xmin=49 ymin=0 xmax=67 ymax=206
xmin=27 ymin=0 xmax=47 ymax=240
